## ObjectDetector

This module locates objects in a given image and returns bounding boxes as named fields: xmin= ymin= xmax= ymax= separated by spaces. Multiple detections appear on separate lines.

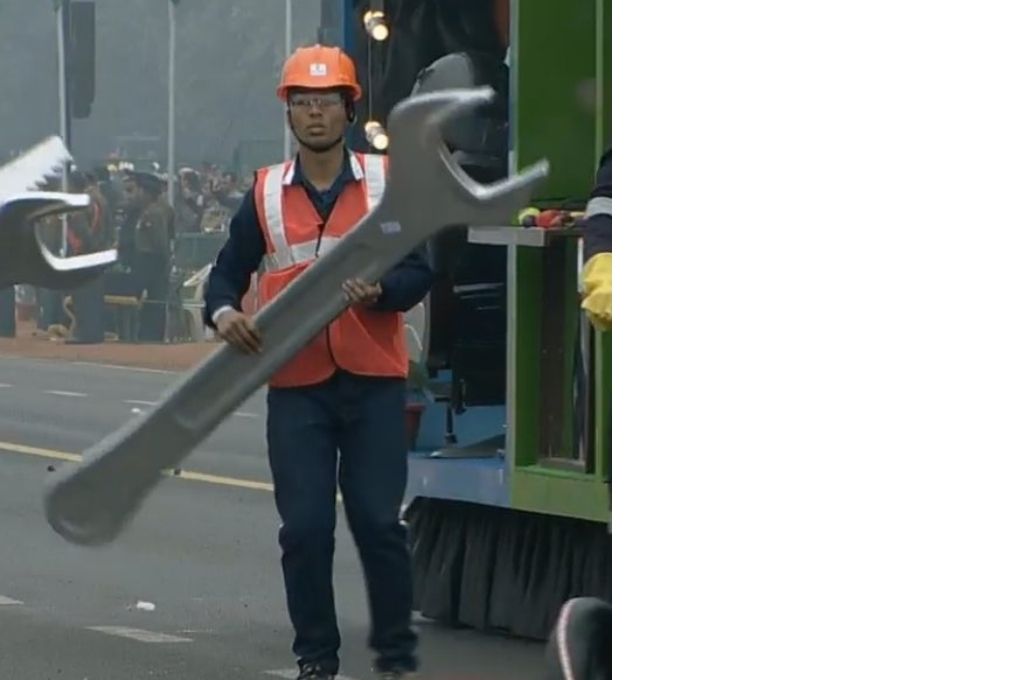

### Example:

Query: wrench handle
xmin=44 ymin=206 xmax=442 ymax=546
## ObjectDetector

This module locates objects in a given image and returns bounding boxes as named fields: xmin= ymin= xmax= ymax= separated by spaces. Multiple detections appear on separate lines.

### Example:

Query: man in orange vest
xmin=203 ymin=45 xmax=433 ymax=680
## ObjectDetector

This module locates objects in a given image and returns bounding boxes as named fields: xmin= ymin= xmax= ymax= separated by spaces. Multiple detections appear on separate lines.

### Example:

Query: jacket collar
xmin=286 ymin=148 xmax=360 ymax=186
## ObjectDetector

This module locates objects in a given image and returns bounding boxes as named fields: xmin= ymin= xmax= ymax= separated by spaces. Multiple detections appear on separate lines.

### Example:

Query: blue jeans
xmin=267 ymin=370 xmax=417 ymax=674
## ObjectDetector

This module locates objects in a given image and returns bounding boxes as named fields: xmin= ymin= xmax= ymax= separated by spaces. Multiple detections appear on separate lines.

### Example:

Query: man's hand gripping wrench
xmin=43 ymin=88 xmax=549 ymax=546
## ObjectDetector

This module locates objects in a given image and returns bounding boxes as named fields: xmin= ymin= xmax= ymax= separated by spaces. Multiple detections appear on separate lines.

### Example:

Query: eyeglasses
xmin=289 ymin=93 xmax=344 ymax=109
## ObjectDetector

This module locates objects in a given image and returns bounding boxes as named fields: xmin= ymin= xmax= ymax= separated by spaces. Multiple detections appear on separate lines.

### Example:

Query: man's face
xmin=122 ymin=179 xmax=144 ymax=208
xmin=287 ymin=88 xmax=350 ymax=152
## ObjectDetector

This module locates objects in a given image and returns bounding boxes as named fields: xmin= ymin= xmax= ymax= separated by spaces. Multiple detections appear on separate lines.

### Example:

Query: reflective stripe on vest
xmin=362 ymin=154 xmax=386 ymax=211
xmin=260 ymin=234 xmax=346 ymax=273
xmin=584 ymin=196 xmax=612 ymax=219
xmin=258 ymin=153 xmax=385 ymax=274
xmin=261 ymin=162 xmax=294 ymax=270
xmin=577 ymin=240 xmax=585 ymax=293
xmin=348 ymin=151 xmax=386 ymax=211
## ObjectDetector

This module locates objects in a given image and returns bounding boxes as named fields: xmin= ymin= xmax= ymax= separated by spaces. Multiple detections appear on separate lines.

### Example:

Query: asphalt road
xmin=0 ymin=356 xmax=544 ymax=680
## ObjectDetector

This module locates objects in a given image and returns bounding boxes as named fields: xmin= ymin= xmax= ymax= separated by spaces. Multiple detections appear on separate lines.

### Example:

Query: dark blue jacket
xmin=203 ymin=151 xmax=434 ymax=328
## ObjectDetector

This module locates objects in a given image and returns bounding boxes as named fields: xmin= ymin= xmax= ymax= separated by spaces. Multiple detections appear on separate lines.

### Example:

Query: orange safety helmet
xmin=277 ymin=44 xmax=362 ymax=102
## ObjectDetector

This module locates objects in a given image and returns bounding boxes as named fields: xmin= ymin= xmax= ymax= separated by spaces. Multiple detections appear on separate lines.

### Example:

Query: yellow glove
xmin=581 ymin=252 xmax=611 ymax=331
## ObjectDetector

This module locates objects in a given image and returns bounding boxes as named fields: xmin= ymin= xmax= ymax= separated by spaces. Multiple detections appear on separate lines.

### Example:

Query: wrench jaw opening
xmin=387 ymin=86 xmax=498 ymax=162
xmin=1 ymin=190 xmax=90 ymax=221
xmin=462 ymin=158 xmax=551 ymax=221
xmin=0 ymin=191 xmax=117 ymax=289
xmin=387 ymin=86 xmax=552 ymax=231
xmin=38 ymin=245 xmax=119 ymax=276
xmin=384 ymin=87 xmax=494 ymax=202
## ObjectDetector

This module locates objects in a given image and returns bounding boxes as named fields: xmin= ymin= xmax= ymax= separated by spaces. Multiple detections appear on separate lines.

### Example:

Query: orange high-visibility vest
xmin=253 ymin=152 xmax=407 ymax=388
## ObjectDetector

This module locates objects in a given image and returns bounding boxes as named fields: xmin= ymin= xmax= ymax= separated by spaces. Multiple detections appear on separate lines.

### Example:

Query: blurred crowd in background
xmin=3 ymin=154 xmax=253 ymax=345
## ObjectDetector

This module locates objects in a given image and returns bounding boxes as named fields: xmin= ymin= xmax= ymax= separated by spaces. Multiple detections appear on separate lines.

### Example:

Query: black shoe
xmin=297 ymin=662 xmax=336 ymax=679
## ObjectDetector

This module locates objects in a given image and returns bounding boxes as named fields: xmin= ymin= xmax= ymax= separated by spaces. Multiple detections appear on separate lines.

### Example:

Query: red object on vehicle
xmin=536 ymin=209 xmax=567 ymax=229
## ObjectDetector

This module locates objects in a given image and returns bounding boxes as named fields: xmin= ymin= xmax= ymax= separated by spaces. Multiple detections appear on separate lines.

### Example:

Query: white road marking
xmin=125 ymin=402 xmax=257 ymax=418
xmin=0 ymin=595 xmax=24 ymax=605
xmin=45 ymin=390 xmax=87 ymax=398
xmin=72 ymin=361 xmax=175 ymax=374
xmin=87 ymin=626 xmax=192 ymax=643
xmin=264 ymin=671 xmax=358 ymax=680
xmin=0 ymin=383 xmax=12 ymax=388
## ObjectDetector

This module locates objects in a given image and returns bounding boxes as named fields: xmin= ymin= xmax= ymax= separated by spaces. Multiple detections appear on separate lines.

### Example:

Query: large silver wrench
xmin=0 ymin=191 xmax=117 ymax=289
xmin=44 ymin=87 xmax=549 ymax=546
